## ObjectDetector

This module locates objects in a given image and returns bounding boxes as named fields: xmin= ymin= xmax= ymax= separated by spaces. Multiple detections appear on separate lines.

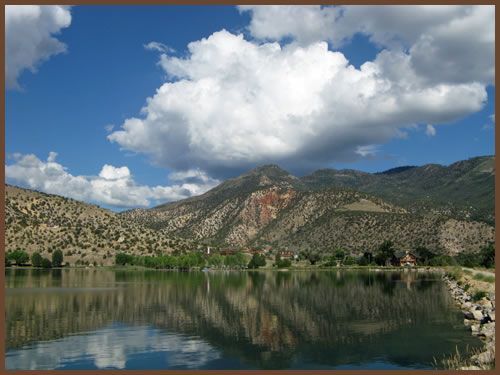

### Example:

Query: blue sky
xmin=5 ymin=5 xmax=495 ymax=209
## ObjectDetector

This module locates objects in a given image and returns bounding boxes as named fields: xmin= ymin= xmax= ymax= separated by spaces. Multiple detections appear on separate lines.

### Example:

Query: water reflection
xmin=5 ymin=269 xmax=481 ymax=369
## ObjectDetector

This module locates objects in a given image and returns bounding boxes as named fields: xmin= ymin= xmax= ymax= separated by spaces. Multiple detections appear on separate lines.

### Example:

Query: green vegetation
xmin=207 ymin=254 xmax=224 ymax=268
xmin=31 ymin=252 xmax=43 ymax=268
xmin=445 ymin=266 xmax=463 ymax=281
xmin=300 ymin=249 xmax=322 ymax=265
xmin=52 ymin=249 xmax=64 ymax=267
xmin=6 ymin=250 xmax=30 ymax=266
xmin=41 ymin=258 xmax=52 ymax=268
xmin=472 ymin=290 xmax=488 ymax=301
xmin=114 ymin=251 xmax=248 ymax=270
xmin=374 ymin=240 xmax=395 ymax=266
xmin=472 ymin=273 xmax=495 ymax=283
xmin=247 ymin=254 xmax=266 ymax=269
xmin=275 ymin=258 xmax=292 ymax=268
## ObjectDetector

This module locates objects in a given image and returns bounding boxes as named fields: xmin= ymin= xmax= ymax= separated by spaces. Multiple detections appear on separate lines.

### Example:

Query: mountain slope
xmin=122 ymin=157 xmax=495 ymax=255
xmin=301 ymin=156 xmax=495 ymax=223
xmin=5 ymin=185 xmax=193 ymax=265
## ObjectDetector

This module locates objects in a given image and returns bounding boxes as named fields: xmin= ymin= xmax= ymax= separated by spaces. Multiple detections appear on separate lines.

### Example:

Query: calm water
xmin=5 ymin=268 xmax=481 ymax=370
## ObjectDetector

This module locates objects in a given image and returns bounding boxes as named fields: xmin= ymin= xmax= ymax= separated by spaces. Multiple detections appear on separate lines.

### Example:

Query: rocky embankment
xmin=443 ymin=274 xmax=495 ymax=370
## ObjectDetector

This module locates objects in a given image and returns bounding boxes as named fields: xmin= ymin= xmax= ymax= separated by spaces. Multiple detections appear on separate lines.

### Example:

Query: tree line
xmin=297 ymin=241 xmax=495 ymax=268
xmin=5 ymin=249 xmax=64 ymax=268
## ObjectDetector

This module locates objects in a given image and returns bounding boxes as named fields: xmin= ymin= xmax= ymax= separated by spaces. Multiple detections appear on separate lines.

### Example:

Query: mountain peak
xmin=249 ymin=164 xmax=291 ymax=176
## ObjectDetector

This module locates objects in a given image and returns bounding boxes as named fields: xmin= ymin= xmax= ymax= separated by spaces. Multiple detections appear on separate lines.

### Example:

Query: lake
xmin=5 ymin=268 xmax=482 ymax=370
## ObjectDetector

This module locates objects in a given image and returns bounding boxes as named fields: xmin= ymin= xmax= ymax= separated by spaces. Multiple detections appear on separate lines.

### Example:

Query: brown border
xmin=1 ymin=2 xmax=498 ymax=375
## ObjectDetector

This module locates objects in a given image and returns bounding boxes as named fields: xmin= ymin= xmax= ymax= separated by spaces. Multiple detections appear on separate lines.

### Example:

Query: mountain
xmin=122 ymin=156 xmax=495 ymax=255
xmin=4 ymin=185 xmax=194 ymax=266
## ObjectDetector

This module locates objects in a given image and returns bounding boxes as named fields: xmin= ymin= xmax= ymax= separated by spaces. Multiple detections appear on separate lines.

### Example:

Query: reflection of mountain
xmin=6 ymin=269 xmax=481 ymax=369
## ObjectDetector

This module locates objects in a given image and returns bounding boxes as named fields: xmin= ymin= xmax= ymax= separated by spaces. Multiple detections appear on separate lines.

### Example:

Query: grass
xmin=433 ymin=345 xmax=494 ymax=370
xmin=473 ymin=273 xmax=495 ymax=283
xmin=445 ymin=266 xmax=463 ymax=281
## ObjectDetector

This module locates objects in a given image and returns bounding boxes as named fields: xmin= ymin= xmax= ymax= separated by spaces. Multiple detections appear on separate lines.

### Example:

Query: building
xmin=219 ymin=248 xmax=238 ymax=256
xmin=399 ymin=251 xmax=417 ymax=267
xmin=278 ymin=250 xmax=297 ymax=260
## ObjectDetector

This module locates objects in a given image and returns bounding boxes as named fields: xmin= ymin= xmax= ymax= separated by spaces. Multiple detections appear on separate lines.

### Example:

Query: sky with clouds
xmin=5 ymin=5 xmax=495 ymax=210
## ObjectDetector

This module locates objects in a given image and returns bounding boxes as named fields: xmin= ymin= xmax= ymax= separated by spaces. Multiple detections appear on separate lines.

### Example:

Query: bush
xmin=472 ymin=290 xmax=488 ymax=301
xmin=275 ymin=258 xmax=292 ymax=268
xmin=52 ymin=250 xmax=64 ymax=267
xmin=344 ymin=256 xmax=356 ymax=266
xmin=31 ymin=252 xmax=43 ymax=268
xmin=429 ymin=255 xmax=458 ymax=266
xmin=357 ymin=256 xmax=369 ymax=266
xmin=41 ymin=258 xmax=52 ymax=268
xmin=456 ymin=252 xmax=480 ymax=268
xmin=248 ymin=254 xmax=266 ymax=269
xmin=115 ymin=252 xmax=134 ymax=266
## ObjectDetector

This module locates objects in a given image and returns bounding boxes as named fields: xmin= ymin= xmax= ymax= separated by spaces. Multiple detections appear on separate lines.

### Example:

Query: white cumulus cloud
xmin=425 ymin=124 xmax=436 ymax=137
xmin=5 ymin=5 xmax=72 ymax=89
xmin=239 ymin=5 xmax=494 ymax=85
xmin=108 ymin=26 xmax=488 ymax=178
xmin=6 ymin=152 xmax=219 ymax=208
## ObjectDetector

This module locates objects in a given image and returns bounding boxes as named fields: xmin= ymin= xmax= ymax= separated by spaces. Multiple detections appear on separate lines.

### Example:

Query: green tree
xmin=344 ymin=256 xmax=356 ymax=265
xmin=115 ymin=252 xmax=133 ymax=266
xmin=301 ymin=249 xmax=322 ymax=265
xmin=41 ymin=258 xmax=52 ymax=268
xmin=415 ymin=246 xmax=436 ymax=265
xmin=374 ymin=241 xmax=395 ymax=266
xmin=248 ymin=253 xmax=266 ymax=269
xmin=8 ymin=250 xmax=29 ymax=265
xmin=52 ymin=249 xmax=64 ymax=267
xmin=31 ymin=252 xmax=43 ymax=267
xmin=334 ymin=248 xmax=345 ymax=261
xmin=357 ymin=256 xmax=369 ymax=266
xmin=207 ymin=254 xmax=224 ymax=268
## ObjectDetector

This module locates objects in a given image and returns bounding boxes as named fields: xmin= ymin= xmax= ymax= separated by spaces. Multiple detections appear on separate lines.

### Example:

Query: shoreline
xmin=442 ymin=272 xmax=495 ymax=370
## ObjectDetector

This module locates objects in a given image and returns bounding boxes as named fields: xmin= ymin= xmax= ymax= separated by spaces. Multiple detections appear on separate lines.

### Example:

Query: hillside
xmin=301 ymin=156 xmax=495 ymax=224
xmin=5 ymin=185 xmax=194 ymax=266
xmin=123 ymin=157 xmax=495 ymax=255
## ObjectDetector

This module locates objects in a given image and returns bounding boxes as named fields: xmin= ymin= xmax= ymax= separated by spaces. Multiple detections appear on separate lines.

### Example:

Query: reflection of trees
xmin=6 ymin=269 xmax=479 ymax=369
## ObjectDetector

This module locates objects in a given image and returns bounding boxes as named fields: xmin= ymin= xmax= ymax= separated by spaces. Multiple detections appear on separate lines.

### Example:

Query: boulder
xmin=472 ymin=309 xmax=484 ymax=321
xmin=479 ymin=323 xmax=495 ymax=339
xmin=471 ymin=324 xmax=481 ymax=334
xmin=461 ymin=302 xmax=472 ymax=310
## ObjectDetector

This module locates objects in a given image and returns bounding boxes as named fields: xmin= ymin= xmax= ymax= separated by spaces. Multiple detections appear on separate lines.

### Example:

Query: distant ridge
xmin=376 ymin=166 xmax=417 ymax=175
